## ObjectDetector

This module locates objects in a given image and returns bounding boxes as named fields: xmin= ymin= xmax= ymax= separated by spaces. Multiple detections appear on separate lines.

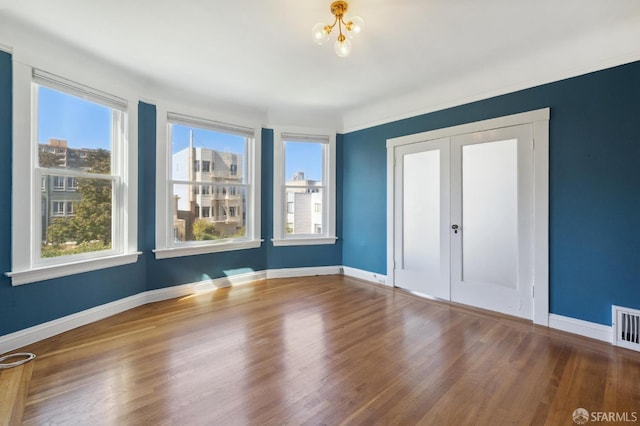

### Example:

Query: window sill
xmin=6 ymin=252 xmax=142 ymax=286
xmin=153 ymin=239 xmax=263 ymax=259
xmin=271 ymin=237 xmax=338 ymax=247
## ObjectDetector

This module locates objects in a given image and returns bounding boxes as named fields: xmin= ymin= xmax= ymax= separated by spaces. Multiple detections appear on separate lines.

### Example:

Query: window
xmin=8 ymin=66 xmax=138 ymax=286
xmin=53 ymin=175 xmax=65 ymax=190
xmin=52 ymin=201 xmax=65 ymax=216
xmin=154 ymin=111 xmax=261 ymax=258
xmin=66 ymin=177 xmax=78 ymax=191
xmin=272 ymin=129 xmax=336 ymax=246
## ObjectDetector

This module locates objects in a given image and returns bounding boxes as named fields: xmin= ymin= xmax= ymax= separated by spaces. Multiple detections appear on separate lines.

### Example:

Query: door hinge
xmin=532 ymin=286 xmax=535 ymax=298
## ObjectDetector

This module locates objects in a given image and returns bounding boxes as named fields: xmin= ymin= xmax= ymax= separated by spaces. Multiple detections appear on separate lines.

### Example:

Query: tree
xmin=192 ymin=219 xmax=220 ymax=241
xmin=39 ymin=150 xmax=58 ymax=167
xmin=43 ymin=149 xmax=112 ymax=251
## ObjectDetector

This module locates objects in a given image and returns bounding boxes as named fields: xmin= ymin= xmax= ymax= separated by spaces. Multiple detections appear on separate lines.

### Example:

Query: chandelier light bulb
xmin=312 ymin=22 xmax=331 ymax=45
xmin=346 ymin=16 xmax=365 ymax=39
xmin=334 ymin=36 xmax=352 ymax=57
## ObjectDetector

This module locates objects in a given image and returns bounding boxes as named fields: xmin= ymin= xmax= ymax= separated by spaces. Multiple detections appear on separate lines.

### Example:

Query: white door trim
xmin=386 ymin=108 xmax=550 ymax=326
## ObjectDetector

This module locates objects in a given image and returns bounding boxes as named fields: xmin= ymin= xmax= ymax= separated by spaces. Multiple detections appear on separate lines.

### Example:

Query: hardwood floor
xmin=13 ymin=276 xmax=640 ymax=425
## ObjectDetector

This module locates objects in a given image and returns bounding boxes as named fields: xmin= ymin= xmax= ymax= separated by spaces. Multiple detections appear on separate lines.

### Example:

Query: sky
xmin=38 ymin=85 xmax=323 ymax=181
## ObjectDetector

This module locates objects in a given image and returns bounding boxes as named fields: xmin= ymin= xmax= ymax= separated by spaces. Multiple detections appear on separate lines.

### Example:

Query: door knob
xmin=451 ymin=224 xmax=459 ymax=234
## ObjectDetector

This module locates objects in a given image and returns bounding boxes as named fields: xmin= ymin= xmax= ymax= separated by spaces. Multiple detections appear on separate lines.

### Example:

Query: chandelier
xmin=311 ymin=1 xmax=365 ymax=57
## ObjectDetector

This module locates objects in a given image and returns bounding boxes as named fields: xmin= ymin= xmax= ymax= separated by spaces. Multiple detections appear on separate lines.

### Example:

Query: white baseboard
xmin=266 ymin=266 xmax=342 ymax=279
xmin=342 ymin=266 xmax=388 ymax=286
xmin=144 ymin=271 xmax=267 ymax=304
xmin=0 ymin=267 xmax=616 ymax=354
xmin=0 ymin=270 xmax=266 ymax=355
xmin=548 ymin=313 xmax=612 ymax=343
xmin=0 ymin=293 xmax=147 ymax=355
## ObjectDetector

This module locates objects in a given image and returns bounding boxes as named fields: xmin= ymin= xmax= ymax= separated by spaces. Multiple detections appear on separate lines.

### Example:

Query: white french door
xmin=450 ymin=124 xmax=534 ymax=318
xmin=393 ymin=138 xmax=450 ymax=299
xmin=391 ymin=123 xmax=535 ymax=319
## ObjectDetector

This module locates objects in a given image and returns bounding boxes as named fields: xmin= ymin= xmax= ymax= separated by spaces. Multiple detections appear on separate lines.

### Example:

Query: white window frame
xmin=7 ymin=65 xmax=140 ymax=286
xmin=154 ymin=109 xmax=262 ymax=259
xmin=272 ymin=127 xmax=337 ymax=246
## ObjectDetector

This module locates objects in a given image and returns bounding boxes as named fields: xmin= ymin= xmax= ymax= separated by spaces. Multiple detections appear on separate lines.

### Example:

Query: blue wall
xmin=342 ymin=61 xmax=640 ymax=326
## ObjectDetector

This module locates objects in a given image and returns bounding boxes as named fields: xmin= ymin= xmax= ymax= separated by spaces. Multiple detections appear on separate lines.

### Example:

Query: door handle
xmin=451 ymin=224 xmax=459 ymax=234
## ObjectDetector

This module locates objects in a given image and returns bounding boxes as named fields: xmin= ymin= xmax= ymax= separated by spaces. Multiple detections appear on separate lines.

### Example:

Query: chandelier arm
xmin=328 ymin=15 xmax=339 ymax=30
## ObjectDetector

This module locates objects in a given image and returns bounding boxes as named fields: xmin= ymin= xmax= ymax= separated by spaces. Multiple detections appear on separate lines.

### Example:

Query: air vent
xmin=612 ymin=305 xmax=640 ymax=352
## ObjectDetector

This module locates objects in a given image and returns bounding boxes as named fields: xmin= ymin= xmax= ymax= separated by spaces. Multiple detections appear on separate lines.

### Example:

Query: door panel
xmin=461 ymin=139 xmax=518 ymax=288
xmin=394 ymin=138 xmax=450 ymax=299
xmin=450 ymin=124 xmax=533 ymax=318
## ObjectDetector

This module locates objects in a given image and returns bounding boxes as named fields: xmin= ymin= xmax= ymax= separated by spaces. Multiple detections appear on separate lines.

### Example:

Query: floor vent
xmin=612 ymin=305 xmax=640 ymax=351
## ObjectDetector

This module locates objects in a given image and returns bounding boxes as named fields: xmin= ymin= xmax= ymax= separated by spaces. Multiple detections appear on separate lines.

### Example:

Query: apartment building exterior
xmin=39 ymin=139 xmax=91 ymax=240
xmin=172 ymin=147 xmax=244 ymax=241
xmin=286 ymin=171 xmax=323 ymax=235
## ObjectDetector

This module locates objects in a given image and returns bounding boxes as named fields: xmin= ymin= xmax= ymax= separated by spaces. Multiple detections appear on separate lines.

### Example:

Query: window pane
xmin=285 ymin=186 xmax=323 ymax=235
xmin=37 ymin=86 xmax=112 ymax=174
xmin=41 ymin=175 xmax=113 ymax=258
xmin=283 ymin=141 xmax=324 ymax=236
xmin=172 ymin=183 xmax=246 ymax=242
xmin=284 ymin=141 xmax=323 ymax=182
xmin=171 ymin=125 xmax=246 ymax=183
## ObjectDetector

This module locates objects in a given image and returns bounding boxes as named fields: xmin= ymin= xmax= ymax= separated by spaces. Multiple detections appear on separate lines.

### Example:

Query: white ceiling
xmin=1 ymin=0 xmax=640 ymax=131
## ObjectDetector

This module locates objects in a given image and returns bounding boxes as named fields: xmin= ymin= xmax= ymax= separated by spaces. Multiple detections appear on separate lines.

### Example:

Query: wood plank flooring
xmin=11 ymin=276 xmax=640 ymax=425
xmin=0 ymin=361 xmax=33 ymax=426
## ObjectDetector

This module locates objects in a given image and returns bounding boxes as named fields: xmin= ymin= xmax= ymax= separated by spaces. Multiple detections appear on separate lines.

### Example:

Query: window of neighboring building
xmin=272 ymin=129 xmax=336 ymax=246
xmin=66 ymin=177 xmax=78 ymax=191
xmin=52 ymin=201 xmax=65 ymax=216
xmin=52 ymin=175 xmax=65 ymax=191
xmin=154 ymin=111 xmax=261 ymax=258
xmin=8 ymin=66 xmax=139 ymax=286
